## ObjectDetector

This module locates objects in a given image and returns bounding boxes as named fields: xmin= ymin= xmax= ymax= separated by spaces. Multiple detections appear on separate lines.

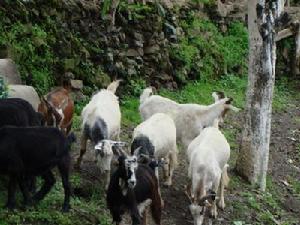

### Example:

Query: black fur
xmin=131 ymin=135 xmax=155 ymax=158
xmin=107 ymin=156 xmax=162 ymax=225
xmin=84 ymin=117 xmax=108 ymax=144
xmin=0 ymin=98 xmax=43 ymax=127
xmin=0 ymin=126 xmax=75 ymax=212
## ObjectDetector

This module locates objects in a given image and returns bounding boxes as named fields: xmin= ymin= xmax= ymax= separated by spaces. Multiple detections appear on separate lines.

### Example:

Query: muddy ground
xmin=71 ymin=98 xmax=300 ymax=225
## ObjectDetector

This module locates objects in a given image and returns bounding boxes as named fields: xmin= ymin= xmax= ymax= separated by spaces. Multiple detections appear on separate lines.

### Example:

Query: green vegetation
xmin=0 ymin=77 xmax=8 ymax=99
xmin=170 ymin=18 xmax=248 ymax=83
xmin=228 ymin=176 xmax=299 ymax=225
xmin=0 ymin=175 xmax=111 ymax=225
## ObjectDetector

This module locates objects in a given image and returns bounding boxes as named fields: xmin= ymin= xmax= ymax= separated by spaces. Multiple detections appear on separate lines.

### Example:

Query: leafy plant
xmin=0 ymin=76 xmax=8 ymax=99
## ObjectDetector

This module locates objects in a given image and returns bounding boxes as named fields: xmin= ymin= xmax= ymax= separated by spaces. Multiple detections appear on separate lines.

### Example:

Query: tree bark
xmin=292 ymin=23 xmax=300 ymax=76
xmin=236 ymin=0 xmax=284 ymax=191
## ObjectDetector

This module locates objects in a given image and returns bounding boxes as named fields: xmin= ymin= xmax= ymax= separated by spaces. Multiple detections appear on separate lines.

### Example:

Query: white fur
xmin=82 ymin=89 xmax=121 ymax=140
xmin=81 ymin=81 xmax=121 ymax=189
xmin=187 ymin=126 xmax=230 ymax=225
xmin=138 ymin=199 xmax=152 ymax=216
xmin=139 ymin=87 xmax=237 ymax=148
xmin=133 ymin=113 xmax=178 ymax=186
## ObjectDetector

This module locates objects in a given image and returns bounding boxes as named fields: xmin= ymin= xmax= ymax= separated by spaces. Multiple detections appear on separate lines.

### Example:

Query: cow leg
xmin=32 ymin=170 xmax=56 ymax=203
xmin=75 ymin=132 xmax=88 ymax=169
xmin=58 ymin=155 xmax=71 ymax=212
xmin=5 ymin=176 xmax=17 ymax=210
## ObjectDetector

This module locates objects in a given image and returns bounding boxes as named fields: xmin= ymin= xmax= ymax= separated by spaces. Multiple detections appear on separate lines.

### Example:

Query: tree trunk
xmin=292 ymin=23 xmax=300 ymax=76
xmin=236 ymin=0 xmax=283 ymax=191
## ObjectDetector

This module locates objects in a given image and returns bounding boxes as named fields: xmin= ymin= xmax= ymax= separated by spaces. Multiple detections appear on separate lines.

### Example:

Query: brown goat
xmin=38 ymin=87 xmax=74 ymax=135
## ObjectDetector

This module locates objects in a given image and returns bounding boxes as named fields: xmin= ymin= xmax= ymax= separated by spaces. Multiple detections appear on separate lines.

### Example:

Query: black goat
xmin=0 ymin=98 xmax=43 ymax=127
xmin=0 ymin=126 xmax=75 ymax=212
xmin=107 ymin=151 xmax=162 ymax=225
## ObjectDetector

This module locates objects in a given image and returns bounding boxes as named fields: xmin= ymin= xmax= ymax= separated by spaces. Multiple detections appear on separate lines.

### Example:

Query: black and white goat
xmin=107 ymin=149 xmax=162 ymax=225
xmin=139 ymin=87 xmax=239 ymax=148
xmin=186 ymin=119 xmax=230 ymax=225
xmin=131 ymin=113 xmax=177 ymax=186
xmin=75 ymin=80 xmax=123 ymax=189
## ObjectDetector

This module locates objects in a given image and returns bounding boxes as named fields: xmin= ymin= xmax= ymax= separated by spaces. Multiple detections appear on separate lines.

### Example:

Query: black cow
xmin=0 ymin=126 xmax=75 ymax=212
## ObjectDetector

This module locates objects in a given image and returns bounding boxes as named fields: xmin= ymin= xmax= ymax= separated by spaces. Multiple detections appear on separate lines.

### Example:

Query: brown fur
xmin=38 ymin=87 xmax=74 ymax=135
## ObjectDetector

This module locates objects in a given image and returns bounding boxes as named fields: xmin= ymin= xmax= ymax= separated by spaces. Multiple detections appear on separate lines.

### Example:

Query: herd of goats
xmin=0 ymin=79 xmax=240 ymax=225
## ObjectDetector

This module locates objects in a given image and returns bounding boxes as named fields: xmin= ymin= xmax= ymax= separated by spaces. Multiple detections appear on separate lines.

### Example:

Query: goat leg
xmin=4 ymin=176 xmax=17 ymax=210
xmin=19 ymin=178 xmax=33 ymax=206
xmin=74 ymin=133 xmax=87 ymax=169
xmin=32 ymin=170 xmax=56 ymax=203
xmin=58 ymin=155 xmax=71 ymax=212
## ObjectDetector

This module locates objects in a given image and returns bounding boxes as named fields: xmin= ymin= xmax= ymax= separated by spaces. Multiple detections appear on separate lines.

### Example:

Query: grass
xmin=0 ymin=173 xmax=111 ymax=225
xmin=228 ymin=175 xmax=299 ymax=225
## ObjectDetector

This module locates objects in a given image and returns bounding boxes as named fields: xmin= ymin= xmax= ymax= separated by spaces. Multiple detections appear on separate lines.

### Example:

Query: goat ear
xmin=225 ymin=97 xmax=233 ymax=105
xmin=212 ymin=91 xmax=225 ymax=102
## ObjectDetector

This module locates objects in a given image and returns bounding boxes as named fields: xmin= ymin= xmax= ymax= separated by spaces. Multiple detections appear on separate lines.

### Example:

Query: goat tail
xmin=221 ymin=164 xmax=230 ymax=188
xmin=140 ymin=87 xmax=153 ymax=105
xmin=107 ymin=79 xmax=122 ymax=94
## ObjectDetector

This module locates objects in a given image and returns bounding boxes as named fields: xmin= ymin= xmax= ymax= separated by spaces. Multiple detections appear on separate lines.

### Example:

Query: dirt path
xmin=71 ymin=99 xmax=300 ymax=225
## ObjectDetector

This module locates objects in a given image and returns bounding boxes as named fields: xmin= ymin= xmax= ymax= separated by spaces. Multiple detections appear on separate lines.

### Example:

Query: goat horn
xmin=184 ymin=185 xmax=194 ymax=204
xmin=133 ymin=146 xmax=142 ymax=156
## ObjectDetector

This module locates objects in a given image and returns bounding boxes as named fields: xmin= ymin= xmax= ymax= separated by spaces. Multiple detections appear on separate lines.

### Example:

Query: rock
xmin=134 ymin=40 xmax=144 ymax=48
xmin=107 ymin=52 xmax=114 ymax=62
xmin=144 ymin=45 xmax=160 ymax=54
xmin=133 ymin=32 xmax=143 ymax=41
xmin=70 ymin=80 xmax=83 ymax=90
xmin=128 ymin=67 xmax=137 ymax=76
xmin=127 ymin=49 xmax=141 ymax=57
xmin=135 ymin=56 xmax=144 ymax=65
xmin=0 ymin=59 xmax=21 ymax=85
xmin=7 ymin=85 xmax=41 ymax=111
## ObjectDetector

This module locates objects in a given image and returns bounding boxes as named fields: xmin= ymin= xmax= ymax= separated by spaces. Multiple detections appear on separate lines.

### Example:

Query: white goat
xmin=186 ymin=121 xmax=230 ymax=225
xmin=131 ymin=113 xmax=178 ymax=186
xmin=139 ymin=87 xmax=239 ymax=148
xmin=75 ymin=80 xmax=123 ymax=189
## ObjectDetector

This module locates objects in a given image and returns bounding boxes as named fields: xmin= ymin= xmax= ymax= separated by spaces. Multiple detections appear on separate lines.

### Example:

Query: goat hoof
xmin=163 ymin=181 xmax=172 ymax=187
